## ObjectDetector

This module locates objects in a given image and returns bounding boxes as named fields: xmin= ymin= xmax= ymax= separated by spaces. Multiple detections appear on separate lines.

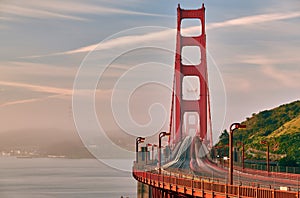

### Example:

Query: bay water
xmin=0 ymin=158 xmax=137 ymax=198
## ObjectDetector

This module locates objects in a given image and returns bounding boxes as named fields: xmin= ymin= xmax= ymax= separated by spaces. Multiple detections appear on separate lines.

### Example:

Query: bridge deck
xmin=133 ymin=167 xmax=299 ymax=198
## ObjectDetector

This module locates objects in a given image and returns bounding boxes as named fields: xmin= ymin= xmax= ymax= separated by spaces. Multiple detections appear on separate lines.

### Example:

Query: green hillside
xmin=215 ymin=100 xmax=300 ymax=166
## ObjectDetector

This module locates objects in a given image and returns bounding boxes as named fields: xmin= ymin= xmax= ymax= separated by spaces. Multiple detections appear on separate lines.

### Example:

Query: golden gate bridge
xmin=132 ymin=3 xmax=299 ymax=198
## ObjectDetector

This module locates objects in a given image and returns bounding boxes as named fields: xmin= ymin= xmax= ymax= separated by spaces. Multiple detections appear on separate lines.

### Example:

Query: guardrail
xmin=133 ymin=167 xmax=299 ymax=198
xmin=213 ymin=160 xmax=300 ymax=181
xmin=136 ymin=162 xmax=300 ymax=191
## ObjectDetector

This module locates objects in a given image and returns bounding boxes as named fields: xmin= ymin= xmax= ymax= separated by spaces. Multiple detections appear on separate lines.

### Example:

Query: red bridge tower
xmin=170 ymin=4 xmax=211 ymax=146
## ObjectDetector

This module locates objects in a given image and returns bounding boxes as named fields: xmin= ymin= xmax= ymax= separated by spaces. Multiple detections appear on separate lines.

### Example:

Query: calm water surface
xmin=0 ymin=158 xmax=136 ymax=198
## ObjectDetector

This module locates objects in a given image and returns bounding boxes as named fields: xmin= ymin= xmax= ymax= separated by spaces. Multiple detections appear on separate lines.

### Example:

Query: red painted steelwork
xmin=171 ymin=3 xmax=209 ymax=145
xmin=133 ymin=168 xmax=298 ymax=198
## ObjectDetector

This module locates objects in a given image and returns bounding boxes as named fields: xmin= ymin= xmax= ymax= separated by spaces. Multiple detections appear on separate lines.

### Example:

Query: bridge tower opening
xmin=170 ymin=3 xmax=212 ymax=147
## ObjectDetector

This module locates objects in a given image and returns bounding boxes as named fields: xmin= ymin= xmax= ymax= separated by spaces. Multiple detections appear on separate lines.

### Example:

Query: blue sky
xmin=0 ymin=0 xmax=299 ymax=149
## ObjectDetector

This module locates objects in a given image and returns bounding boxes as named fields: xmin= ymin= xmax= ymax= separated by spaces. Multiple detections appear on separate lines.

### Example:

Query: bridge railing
xmin=136 ymin=163 xmax=299 ymax=191
xmin=241 ymin=163 xmax=300 ymax=174
xmin=133 ymin=166 xmax=299 ymax=198
xmin=211 ymin=158 xmax=300 ymax=181
xmin=234 ymin=165 xmax=300 ymax=181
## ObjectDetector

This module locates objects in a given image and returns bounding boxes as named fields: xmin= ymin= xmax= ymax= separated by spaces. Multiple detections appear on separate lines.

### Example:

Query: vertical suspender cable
xmin=168 ymin=72 xmax=175 ymax=144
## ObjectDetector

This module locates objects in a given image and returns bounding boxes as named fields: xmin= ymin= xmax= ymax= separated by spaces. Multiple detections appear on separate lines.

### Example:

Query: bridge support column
xmin=149 ymin=186 xmax=153 ymax=198
xmin=138 ymin=182 xmax=150 ymax=198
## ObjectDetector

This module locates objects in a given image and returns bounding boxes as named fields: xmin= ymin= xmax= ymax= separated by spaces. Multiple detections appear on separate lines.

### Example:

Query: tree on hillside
xmin=279 ymin=156 xmax=298 ymax=167
xmin=214 ymin=130 xmax=229 ymax=158
xmin=219 ymin=129 xmax=229 ymax=145
xmin=213 ymin=100 xmax=300 ymax=168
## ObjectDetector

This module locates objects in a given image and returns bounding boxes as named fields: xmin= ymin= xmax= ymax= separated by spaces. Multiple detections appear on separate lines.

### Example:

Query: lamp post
xmin=261 ymin=140 xmax=270 ymax=173
xmin=136 ymin=137 xmax=145 ymax=163
xmin=158 ymin=132 xmax=171 ymax=173
xmin=236 ymin=141 xmax=245 ymax=170
xmin=229 ymin=123 xmax=246 ymax=185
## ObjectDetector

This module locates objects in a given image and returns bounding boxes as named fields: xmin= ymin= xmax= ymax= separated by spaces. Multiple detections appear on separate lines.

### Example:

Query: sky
xmin=0 ymin=0 xmax=300 ymax=166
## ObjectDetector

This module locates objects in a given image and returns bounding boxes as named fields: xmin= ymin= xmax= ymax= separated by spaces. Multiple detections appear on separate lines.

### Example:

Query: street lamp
xmin=136 ymin=137 xmax=145 ymax=163
xmin=236 ymin=141 xmax=245 ymax=170
xmin=229 ymin=123 xmax=246 ymax=185
xmin=158 ymin=132 xmax=171 ymax=173
xmin=261 ymin=140 xmax=270 ymax=173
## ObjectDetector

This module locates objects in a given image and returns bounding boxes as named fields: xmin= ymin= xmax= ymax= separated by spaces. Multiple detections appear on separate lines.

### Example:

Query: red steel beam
xmin=133 ymin=168 xmax=298 ymax=198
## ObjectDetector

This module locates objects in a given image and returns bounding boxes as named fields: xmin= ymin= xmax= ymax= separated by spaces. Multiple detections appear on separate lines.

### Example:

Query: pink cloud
xmin=0 ymin=94 xmax=63 ymax=108
xmin=0 ymin=81 xmax=72 ymax=95
xmin=24 ymin=11 xmax=300 ymax=58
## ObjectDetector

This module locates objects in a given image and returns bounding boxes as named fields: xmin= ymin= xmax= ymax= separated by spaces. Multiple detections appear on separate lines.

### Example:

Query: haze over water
xmin=0 ymin=158 xmax=136 ymax=198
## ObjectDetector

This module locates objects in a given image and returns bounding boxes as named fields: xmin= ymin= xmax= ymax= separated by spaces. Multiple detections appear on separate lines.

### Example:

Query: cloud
xmin=0 ymin=79 xmax=109 ymax=109
xmin=0 ymin=16 xmax=14 ymax=21
xmin=2 ymin=3 xmax=86 ymax=21
xmin=0 ymin=79 xmax=113 ymax=108
xmin=1 ymin=1 xmax=170 ymax=22
xmin=234 ymin=55 xmax=300 ymax=88
xmin=207 ymin=12 xmax=300 ymax=29
xmin=238 ymin=55 xmax=300 ymax=66
xmin=0 ymin=61 xmax=76 ymax=78
xmin=28 ymin=0 xmax=163 ymax=17
xmin=23 ymin=11 xmax=300 ymax=58
xmin=0 ymin=80 xmax=73 ymax=108
xmin=22 ymin=28 xmax=176 ymax=58
xmin=261 ymin=65 xmax=300 ymax=88
xmin=0 ymin=94 xmax=63 ymax=108
xmin=0 ymin=81 xmax=73 ymax=95
xmin=223 ymin=75 xmax=252 ymax=93
xmin=62 ymin=29 xmax=174 ymax=54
